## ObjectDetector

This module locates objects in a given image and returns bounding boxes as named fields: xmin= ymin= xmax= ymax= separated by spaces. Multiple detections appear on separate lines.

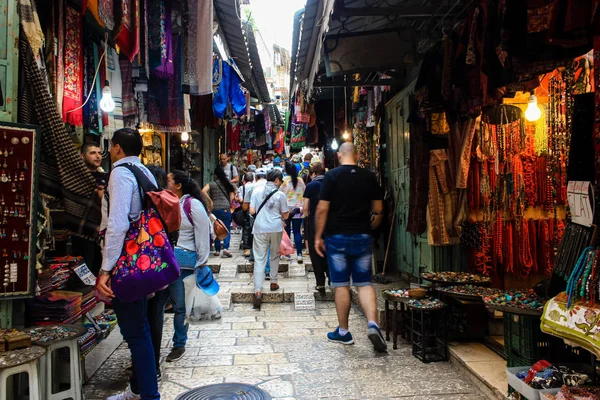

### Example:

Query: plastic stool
xmin=0 ymin=345 xmax=45 ymax=400
xmin=39 ymin=337 xmax=83 ymax=400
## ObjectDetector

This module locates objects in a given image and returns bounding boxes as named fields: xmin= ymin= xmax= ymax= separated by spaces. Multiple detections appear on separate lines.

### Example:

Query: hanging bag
xmin=174 ymin=197 xmax=198 ymax=268
xmin=280 ymin=230 xmax=294 ymax=256
xmin=107 ymin=164 xmax=181 ymax=303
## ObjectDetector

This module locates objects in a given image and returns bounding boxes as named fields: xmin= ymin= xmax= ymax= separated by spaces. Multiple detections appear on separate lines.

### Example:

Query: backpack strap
xmin=255 ymin=189 xmax=279 ymax=218
xmin=105 ymin=163 xmax=156 ymax=216
xmin=183 ymin=196 xmax=194 ymax=226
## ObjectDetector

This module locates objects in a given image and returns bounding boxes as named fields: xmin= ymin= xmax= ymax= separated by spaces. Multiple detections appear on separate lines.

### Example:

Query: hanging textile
xmin=290 ymin=123 xmax=307 ymax=150
xmin=120 ymin=58 xmax=136 ymax=118
xmin=226 ymin=121 xmax=241 ymax=152
xmin=99 ymin=0 xmax=115 ymax=30
xmin=115 ymin=0 xmax=140 ymax=62
xmin=20 ymin=38 xmax=100 ymax=239
xmin=190 ymin=94 xmax=215 ymax=131
xmin=148 ymin=0 xmax=173 ymax=79
xmin=106 ymin=49 xmax=124 ymax=132
xmin=18 ymin=0 xmax=44 ymax=60
xmin=274 ymin=127 xmax=284 ymax=154
xmin=147 ymin=35 xmax=184 ymax=130
xmin=83 ymin=42 xmax=100 ymax=134
xmin=212 ymin=60 xmax=247 ymax=119
xmin=182 ymin=0 xmax=214 ymax=95
xmin=427 ymin=149 xmax=453 ymax=246
xmin=62 ymin=4 xmax=84 ymax=126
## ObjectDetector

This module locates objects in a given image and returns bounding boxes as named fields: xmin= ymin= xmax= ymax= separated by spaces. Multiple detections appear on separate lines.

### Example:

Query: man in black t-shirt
xmin=314 ymin=143 xmax=387 ymax=353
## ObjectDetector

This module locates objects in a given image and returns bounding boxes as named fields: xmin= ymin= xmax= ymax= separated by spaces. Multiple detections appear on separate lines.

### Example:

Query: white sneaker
xmin=107 ymin=388 xmax=140 ymax=400
xmin=297 ymin=254 xmax=303 ymax=264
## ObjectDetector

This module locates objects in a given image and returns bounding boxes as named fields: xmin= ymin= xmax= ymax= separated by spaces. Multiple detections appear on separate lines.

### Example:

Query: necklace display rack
xmin=0 ymin=123 xmax=39 ymax=299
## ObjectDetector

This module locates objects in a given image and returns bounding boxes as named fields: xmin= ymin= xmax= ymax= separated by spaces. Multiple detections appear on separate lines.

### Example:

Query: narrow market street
xmin=83 ymin=233 xmax=486 ymax=400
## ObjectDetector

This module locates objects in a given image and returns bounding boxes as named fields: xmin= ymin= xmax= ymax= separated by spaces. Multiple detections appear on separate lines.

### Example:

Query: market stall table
xmin=409 ymin=299 xmax=448 ymax=363
xmin=382 ymin=289 xmax=411 ymax=350
xmin=0 ymin=346 xmax=45 ymax=400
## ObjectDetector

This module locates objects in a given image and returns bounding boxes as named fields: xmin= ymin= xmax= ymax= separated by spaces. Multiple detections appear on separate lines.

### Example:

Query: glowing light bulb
xmin=525 ymin=94 xmax=541 ymax=122
xmin=331 ymin=138 xmax=339 ymax=151
xmin=342 ymin=131 xmax=349 ymax=140
xmin=100 ymin=85 xmax=115 ymax=112
xmin=181 ymin=131 xmax=190 ymax=143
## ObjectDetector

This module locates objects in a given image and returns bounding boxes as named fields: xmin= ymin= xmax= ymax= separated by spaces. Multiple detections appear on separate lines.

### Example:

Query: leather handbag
xmin=212 ymin=217 xmax=229 ymax=241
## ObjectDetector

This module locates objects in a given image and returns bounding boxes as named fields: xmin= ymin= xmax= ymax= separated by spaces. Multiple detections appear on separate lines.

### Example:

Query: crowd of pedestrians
xmin=97 ymin=128 xmax=386 ymax=400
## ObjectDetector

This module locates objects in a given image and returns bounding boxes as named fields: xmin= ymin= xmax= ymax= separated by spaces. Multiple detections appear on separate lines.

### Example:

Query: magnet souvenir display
xmin=0 ymin=123 xmax=39 ymax=298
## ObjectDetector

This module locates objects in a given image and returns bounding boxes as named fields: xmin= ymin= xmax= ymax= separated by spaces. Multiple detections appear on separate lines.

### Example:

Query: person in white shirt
xmin=249 ymin=169 xmax=289 ymax=310
xmin=220 ymin=153 xmax=239 ymax=185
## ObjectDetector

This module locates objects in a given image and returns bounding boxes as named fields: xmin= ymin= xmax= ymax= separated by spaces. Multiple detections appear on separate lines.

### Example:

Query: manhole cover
xmin=175 ymin=383 xmax=272 ymax=400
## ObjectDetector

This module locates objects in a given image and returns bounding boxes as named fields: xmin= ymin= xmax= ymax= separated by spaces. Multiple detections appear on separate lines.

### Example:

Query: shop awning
xmin=213 ymin=0 xmax=259 ymax=98
xmin=245 ymin=24 xmax=272 ymax=103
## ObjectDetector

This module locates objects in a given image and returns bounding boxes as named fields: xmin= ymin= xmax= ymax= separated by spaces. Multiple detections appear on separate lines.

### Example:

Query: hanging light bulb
xmin=100 ymin=81 xmax=115 ymax=112
xmin=181 ymin=131 xmax=190 ymax=143
xmin=331 ymin=138 xmax=339 ymax=151
xmin=342 ymin=130 xmax=349 ymax=140
xmin=525 ymin=93 xmax=541 ymax=122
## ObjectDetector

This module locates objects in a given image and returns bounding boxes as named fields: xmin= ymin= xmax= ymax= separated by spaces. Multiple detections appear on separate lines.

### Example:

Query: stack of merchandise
xmin=78 ymin=328 xmax=97 ymax=354
xmin=32 ymin=291 xmax=82 ymax=325
xmin=38 ymin=256 xmax=88 ymax=294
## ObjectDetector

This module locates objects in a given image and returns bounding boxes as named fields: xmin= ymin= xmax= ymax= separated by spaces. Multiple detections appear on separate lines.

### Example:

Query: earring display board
xmin=0 ymin=123 xmax=39 ymax=299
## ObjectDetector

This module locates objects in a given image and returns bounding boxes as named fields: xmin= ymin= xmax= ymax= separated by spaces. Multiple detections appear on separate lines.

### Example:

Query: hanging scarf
xmin=120 ymin=59 xmax=136 ymax=118
xmin=115 ymin=0 xmax=140 ymax=61
xmin=62 ymin=4 xmax=84 ymax=126
xmin=83 ymin=42 xmax=100 ymax=134
xmin=18 ymin=0 xmax=44 ymax=59
xmin=99 ymin=0 xmax=114 ymax=30
xmin=56 ymin=0 xmax=65 ymax=116
xmin=147 ymin=35 xmax=184 ymax=131
xmin=106 ymin=49 xmax=124 ymax=133
xmin=19 ymin=38 xmax=100 ymax=239
xmin=148 ymin=0 xmax=173 ymax=78
xmin=182 ymin=0 xmax=213 ymax=95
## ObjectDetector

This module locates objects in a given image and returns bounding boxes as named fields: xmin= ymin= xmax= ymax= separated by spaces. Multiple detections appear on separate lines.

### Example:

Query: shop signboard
xmin=567 ymin=181 xmax=594 ymax=227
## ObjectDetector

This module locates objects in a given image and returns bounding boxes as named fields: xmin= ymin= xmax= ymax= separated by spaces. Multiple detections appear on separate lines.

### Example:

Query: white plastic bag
xmin=183 ymin=274 xmax=223 ymax=324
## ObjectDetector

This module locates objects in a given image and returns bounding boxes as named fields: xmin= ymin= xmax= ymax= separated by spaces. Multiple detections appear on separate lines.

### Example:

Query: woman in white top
xmin=281 ymin=161 xmax=306 ymax=263
xmin=165 ymin=170 xmax=212 ymax=363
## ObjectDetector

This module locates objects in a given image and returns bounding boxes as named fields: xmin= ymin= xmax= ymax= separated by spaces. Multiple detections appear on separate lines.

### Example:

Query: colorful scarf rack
xmin=566 ymin=247 xmax=599 ymax=308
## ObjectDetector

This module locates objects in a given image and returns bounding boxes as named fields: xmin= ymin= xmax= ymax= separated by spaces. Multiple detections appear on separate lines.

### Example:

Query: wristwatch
xmin=98 ymin=269 xmax=111 ymax=276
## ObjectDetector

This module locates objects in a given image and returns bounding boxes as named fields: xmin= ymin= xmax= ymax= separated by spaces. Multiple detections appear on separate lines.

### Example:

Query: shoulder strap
xmin=230 ymin=164 xmax=234 ymax=177
xmin=116 ymin=163 xmax=159 ymax=201
xmin=183 ymin=197 xmax=194 ymax=226
xmin=215 ymin=181 xmax=229 ymax=202
xmin=255 ymin=189 xmax=279 ymax=218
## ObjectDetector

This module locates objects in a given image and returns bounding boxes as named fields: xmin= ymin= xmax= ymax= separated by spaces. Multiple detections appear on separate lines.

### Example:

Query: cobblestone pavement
xmin=83 ymin=232 xmax=488 ymax=400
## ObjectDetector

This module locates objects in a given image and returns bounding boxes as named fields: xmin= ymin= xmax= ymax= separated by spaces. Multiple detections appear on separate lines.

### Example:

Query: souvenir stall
xmin=378 ymin=3 xmax=600 ymax=394
xmin=351 ymin=86 xmax=387 ymax=177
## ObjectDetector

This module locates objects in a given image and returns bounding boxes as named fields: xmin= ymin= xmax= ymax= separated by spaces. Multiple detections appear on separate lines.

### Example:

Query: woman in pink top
xmin=281 ymin=161 xmax=306 ymax=263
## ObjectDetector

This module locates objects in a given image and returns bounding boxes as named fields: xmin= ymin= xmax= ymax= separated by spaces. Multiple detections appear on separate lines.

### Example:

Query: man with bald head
xmin=314 ymin=142 xmax=387 ymax=352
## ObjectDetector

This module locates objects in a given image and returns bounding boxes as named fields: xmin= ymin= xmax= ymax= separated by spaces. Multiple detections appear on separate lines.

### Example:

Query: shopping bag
xmin=280 ymin=230 xmax=294 ymax=256
xmin=183 ymin=274 xmax=223 ymax=324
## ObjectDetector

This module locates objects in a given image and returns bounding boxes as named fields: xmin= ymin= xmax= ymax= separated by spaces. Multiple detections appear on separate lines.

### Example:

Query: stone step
xmin=208 ymin=262 xmax=314 ymax=274
xmin=223 ymin=286 xmax=335 ymax=305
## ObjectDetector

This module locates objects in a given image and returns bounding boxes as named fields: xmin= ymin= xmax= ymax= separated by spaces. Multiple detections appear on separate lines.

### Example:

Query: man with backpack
xmin=220 ymin=153 xmax=239 ymax=185
xmin=298 ymin=153 xmax=313 ymax=184
xmin=98 ymin=128 xmax=167 ymax=400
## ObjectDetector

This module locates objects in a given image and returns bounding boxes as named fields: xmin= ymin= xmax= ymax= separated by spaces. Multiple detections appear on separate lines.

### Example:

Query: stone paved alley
xmin=83 ymin=233 xmax=487 ymax=400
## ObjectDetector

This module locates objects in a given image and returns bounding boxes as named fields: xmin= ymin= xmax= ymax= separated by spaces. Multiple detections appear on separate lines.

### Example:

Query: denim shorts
xmin=325 ymin=234 xmax=373 ymax=287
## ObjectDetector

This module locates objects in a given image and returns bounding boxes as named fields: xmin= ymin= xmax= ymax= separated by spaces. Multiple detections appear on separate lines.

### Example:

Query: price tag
xmin=73 ymin=263 xmax=97 ymax=286
xmin=567 ymin=181 xmax=594 ymax=227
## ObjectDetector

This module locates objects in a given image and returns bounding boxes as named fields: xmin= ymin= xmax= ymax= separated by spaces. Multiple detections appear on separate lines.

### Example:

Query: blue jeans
xmin=325 ymin=234 xmax=373 ymax=287
xmin=212 ymin=209 xmax=232 ymax=251
xmin=168 ymin=269 xmax=195 ymax=348
xmin=112 ymin=296 xmax=159 ymax=399
xmin=285 ymin=218 xmax=303 ymax=255
xmin=147 ymin=289 xmax=169 ymax=369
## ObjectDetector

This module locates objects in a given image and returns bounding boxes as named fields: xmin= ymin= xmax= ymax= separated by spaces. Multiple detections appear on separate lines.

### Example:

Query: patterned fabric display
xmin=112 ymin=207 xmax=180 ymax=302
xmin=290 ymin=123 xmax=306 ymax=150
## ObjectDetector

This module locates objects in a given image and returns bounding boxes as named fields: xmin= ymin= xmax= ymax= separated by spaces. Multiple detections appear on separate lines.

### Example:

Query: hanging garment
xmin=212 ymin=60 xmax=247 ymax=118
xmin=106 ymin=49 xmax=124 ymax=132
xmin=427 ymin=150 xmax=452 ymax=246
xmin=115 ymin=0 xmax=140 ymax=62
xmin=20 ymin=38 xmax=100 ymax=239
xmin=18 ymin=0 xmax=44 ymax=60
xmin=83 ymin=42 xmax=100 ymax=134
xmin=182 ymin=0 xmax=213 ymax=95
xmin=148 ymin=0 xmax=173 ymax=79
xmin=148 ymin=35 xmax=184 ymax=130
xmin=98 ymin=0 xmax=114 ymax=30
xmin=62 ymin=4 xmax=84 ymax=126
xmin=274 ymin=128 xmax=285 ymax=154
xmin=290 ymin=123 xmax=307 ymax=150
xmin=120 ymin=58 xmax=136 ymax=118
xmin=191 ymin=94 xmax=215 ymax=131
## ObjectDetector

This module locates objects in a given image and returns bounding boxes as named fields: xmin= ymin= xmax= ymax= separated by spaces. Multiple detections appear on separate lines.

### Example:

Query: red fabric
xmin=115 ymin=0 xmax=139 ymax=61
xmin=227 ymin=122 xmax=241 ymax=152
xmin=274 ymin=127 xmax=284 ymax=154
xmin=62 ymin=5 xmax=84 ymax=126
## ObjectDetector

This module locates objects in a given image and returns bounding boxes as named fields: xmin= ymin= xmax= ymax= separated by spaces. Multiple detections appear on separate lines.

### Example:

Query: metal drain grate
xmin=175 ymin=383 xmax=272 ymax=400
